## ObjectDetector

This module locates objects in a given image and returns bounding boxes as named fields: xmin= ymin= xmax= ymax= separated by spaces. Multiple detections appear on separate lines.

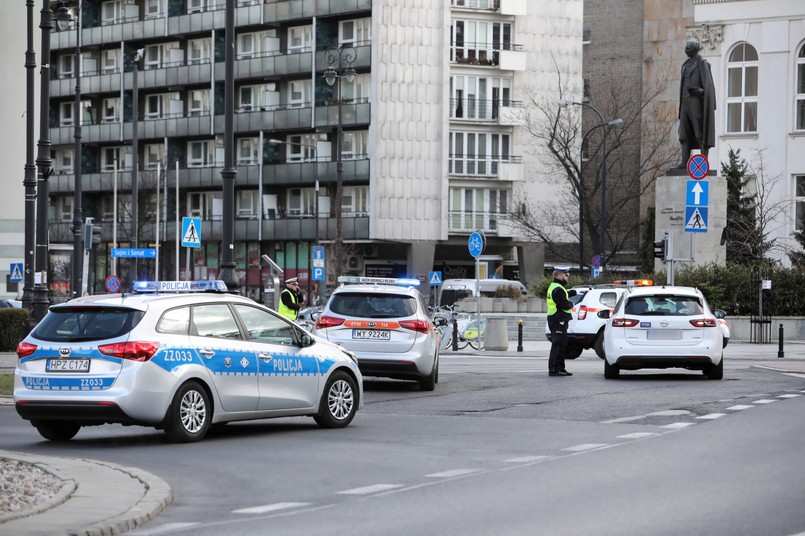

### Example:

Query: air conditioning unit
xmin=363 ymin=244 xmax=377 ymax=258
xmin=347 ymin=256 xmax=362 ymax=271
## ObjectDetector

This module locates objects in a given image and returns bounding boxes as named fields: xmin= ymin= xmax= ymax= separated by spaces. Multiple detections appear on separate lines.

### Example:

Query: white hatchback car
xmin=600 ymin=285 xmax=724 ymax=379
xmin=14 ymin=280 xmax=362 ymax=442
xmin=313 ymin=276 xmax=440 ymax=391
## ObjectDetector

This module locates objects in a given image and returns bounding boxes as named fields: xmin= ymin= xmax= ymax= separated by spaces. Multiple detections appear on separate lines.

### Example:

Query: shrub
xmin=495 ymin=285 xmax=523 ymax=299
xmin=0 ymin=308 xmax=29 ymax=352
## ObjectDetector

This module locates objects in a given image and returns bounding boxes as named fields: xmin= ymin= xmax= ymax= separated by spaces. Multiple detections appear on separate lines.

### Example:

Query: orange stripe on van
xmin=343 ymin=320 xmax=401 ymax=329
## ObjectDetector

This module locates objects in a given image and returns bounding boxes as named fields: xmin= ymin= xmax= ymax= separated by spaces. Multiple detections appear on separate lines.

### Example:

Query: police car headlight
xmin=341 ymin=348 xmax=358 ymax=365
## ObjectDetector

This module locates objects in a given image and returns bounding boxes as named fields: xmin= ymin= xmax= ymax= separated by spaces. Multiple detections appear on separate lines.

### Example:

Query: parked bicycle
xmin=431 ymin=305 xmax=484 ymax=350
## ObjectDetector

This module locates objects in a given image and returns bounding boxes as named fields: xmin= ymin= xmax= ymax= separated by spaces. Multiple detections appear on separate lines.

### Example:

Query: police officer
xmin=546 ymin=267 xmax=576 ymax=377
xmin=278 ymin=277 xmax=302 ymax=321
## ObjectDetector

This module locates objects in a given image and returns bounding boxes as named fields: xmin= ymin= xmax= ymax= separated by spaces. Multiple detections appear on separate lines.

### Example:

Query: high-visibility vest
xmin=277 ymin=288 xmax=298 ymax=320
xmin=546 ymin=282 xmax=571 ymax=316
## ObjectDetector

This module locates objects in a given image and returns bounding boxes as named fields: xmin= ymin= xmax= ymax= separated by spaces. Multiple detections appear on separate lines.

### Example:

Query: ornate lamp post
xmin=130 ymin=48 xmax=143 ymax=287
xmin=323 ymin=45 xmax=356 ymax=278
xmin=55 ymin=2 xmax=84 ymax=298
xmin=23 ymin=0 xmax=37 ymax=310
xmin=31 ymin=0 xmax=56 ymax=324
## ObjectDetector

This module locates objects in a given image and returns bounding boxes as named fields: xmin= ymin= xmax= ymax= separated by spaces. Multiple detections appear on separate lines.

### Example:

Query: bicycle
xmin=431 ymin=306 xmax=482 ymax=351
xmin=461 ymin=317 xmax=486 ymax=350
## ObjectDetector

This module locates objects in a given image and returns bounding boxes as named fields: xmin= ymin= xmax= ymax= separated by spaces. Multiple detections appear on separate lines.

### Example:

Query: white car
xmin=600 ymin=285 xmax=724 ymax=379
xmin=14 ymin=280 xmax=362 ymax=442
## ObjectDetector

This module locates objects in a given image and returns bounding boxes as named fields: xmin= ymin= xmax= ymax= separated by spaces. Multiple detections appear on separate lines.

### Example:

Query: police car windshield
xmin=329 ymin=292 xmax=416 ymax=319
xmin=33 ymin=307 xmax=145 ymax=342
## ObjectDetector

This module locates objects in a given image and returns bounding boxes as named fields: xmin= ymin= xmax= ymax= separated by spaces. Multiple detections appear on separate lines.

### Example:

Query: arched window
xmin=726 ymin=43 xmax=758 ymax=133
xmin=796 ymin=44 xmax=805 ymax=131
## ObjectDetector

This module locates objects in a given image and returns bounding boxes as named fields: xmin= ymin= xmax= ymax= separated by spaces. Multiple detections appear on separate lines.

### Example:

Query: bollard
xmin=452 ymin=317 xmax=458 ymax=352
xmin=778 ymin=323 xmax=784 ymax=358
xmin=517 ymin=319 xmax=523 ymax=352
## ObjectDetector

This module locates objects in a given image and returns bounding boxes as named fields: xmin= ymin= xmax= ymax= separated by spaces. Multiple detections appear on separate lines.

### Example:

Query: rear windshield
xmin=32 ymin=307 xmax=145 ymax=342
xmin=440 ymin=289 xmax=472 ymax=307
xmin=624 ymin=295 xmax=703 ymax=316
xmin=329 ymin=292 xmax=417 ymax=319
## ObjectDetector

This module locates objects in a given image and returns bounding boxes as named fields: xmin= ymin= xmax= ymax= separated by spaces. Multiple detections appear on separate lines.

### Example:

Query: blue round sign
xmin=468 ymin=230 xmax=486 ymax=258
xmin=105 ymin=275 xmax=121 ymax=293
xmin=687 ymin=154 xmax=710 ymax=180
xmin=591 ymin=254 xmax=601 ymax=268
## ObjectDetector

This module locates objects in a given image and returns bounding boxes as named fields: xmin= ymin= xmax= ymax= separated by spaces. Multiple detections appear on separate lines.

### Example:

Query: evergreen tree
xmin=721 ymin=148 xmax=759 ymax=265
xmin=788 ymin=229 xmax=805 ymax=269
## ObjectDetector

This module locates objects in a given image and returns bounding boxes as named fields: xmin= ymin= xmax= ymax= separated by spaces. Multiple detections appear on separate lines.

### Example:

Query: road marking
xmin=697 ymin=413 xmax=726 ymax=420
xmin=562 ymin=443 xmax=609 ymax=452
xmin=337 ymin=484 xmax=404 ymax=495
xmin=778 ymin=393 xmax=801 ymax=398
xmin=752 ymin=399 xmax=777 ymax=404
xmin=505 ymin=455 xmax=551 ymax=463
xmin=659 ymin=422 xmax=696 ymax=429
xmin=647 ymin=409 xmax=691 ymax=416
xmin=617 ymin=432 xmax=657 ymax=439
xmin=132 ymin=523 xmax=200 ymax=535
xmin=727 ymin=404 xmax=755 ymax=410
xmin=600 ymin=415 xmax=645 ymax=423
xmin=232 ymin=502 xmax=310 ymax=514
xmin=426 ymin=469 xmax=481 ymax=478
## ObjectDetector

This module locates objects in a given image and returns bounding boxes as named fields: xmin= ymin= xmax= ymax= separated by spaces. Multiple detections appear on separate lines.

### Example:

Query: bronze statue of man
xmin=676 ymin=39 xmax=716 ymax=169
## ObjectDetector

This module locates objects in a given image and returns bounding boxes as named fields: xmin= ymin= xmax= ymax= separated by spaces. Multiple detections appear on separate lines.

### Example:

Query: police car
xmin=313 ymin=276 xmax=440 ymax=391
xmin=14 ymin=280 xmax=362 ymax=443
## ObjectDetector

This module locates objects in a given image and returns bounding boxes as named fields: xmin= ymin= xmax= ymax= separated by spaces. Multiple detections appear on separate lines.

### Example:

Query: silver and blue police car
xmin=14 ymin=280 xmax=362 ymax=443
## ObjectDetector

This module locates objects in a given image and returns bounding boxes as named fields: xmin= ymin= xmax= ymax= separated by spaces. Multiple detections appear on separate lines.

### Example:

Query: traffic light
xmin=653 ymin=237 xmax=667 ymax=261
xmin=91 ymin=225 xmax=102 ymax=246
xmin=83 ymin=218 xmax=103 ymax=249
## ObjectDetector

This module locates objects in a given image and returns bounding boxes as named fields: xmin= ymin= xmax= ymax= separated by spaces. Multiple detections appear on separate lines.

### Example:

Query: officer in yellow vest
xmin=278 ymin=277 xmax=302 ymax=321
xmin=546 ymin=267 xmax=576 ymax=377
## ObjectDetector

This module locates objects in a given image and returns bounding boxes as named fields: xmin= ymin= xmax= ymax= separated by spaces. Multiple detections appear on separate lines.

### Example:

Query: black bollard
xmin=517 ymin=319 xmax=523 ymax=352
xmin=452 ymin=317 xmax=458 ymax=352
xmin=778 ymin=323 xmax=784 ymax=358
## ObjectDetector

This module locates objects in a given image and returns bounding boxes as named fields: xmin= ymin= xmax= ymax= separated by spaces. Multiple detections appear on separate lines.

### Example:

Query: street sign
xmin=468 ymin=230 xmax=486 ymax=258
xmin=429 ymin=271 xmax=443 ymax=286
xmin=686 ymin=180 xmax=709 ymax=207
xmin=312 ymin=245 xmax=325 ymax=267
xmin=9 ymin=263 xmax=23 ymax=283
xmin=591 ymin=255 xmax=601 ymax=269
xmin=591 ymin=267 xmax=601 ymax=279
xmin=111 ymin=248 xmax=157 ymax=258
xmin=105 ymin=274 xmax=121 ymax=293
xmin=685 ymin=206 xmax=708 ymax=232
xmin=312 ymin=267 xmax=325 ymax=281
xmin=181 ymin=217 xmax=202 ymax=248
xmin=687 ymin=154 xmax=710 ymax=180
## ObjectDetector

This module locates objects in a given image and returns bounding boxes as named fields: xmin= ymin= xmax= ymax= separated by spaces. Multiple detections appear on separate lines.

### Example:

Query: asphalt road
xmin=2 ymin=353 xmax=805 ymax=535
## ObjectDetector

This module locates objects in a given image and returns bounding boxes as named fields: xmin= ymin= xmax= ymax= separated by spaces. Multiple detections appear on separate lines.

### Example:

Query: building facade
xmin=41 ymin=0 xmax=581 ymax=302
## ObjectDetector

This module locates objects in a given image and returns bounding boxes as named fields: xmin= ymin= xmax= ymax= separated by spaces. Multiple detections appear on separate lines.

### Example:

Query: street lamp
xmin=559 ymin=100 xmax=622 ymax=273
xmin=218 ymin=0 xmax=239 ymax=292
xmin=130 ymin=47 xmax=143 ymax=288
xmin=23 ymin=0 xmax=37 ymax=311
xmin=323 ymin=45 xmax=356 ymax=278
xmin=55 ymin=2 xmax=85 ymax=298
xmin=31 ymin=0 xmax=56 ymax=324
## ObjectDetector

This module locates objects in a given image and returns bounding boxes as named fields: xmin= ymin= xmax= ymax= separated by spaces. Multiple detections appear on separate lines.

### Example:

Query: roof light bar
xmin=337 ymin=276 xmax=420 ymax=287
xmin=133 ymin=280 xmax=229 ymax=293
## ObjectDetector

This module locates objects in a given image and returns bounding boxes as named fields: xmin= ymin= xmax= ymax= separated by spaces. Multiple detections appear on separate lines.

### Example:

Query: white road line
xmin=337 ymin=484 xmax=404 ymax=495
xmin=778 ymin=393 xmax=802 ymax=398
xmin=131 ymin=523 xmax=200 ymax=535
xmin=753 ymin=399 xmax=777 ymax=404
xmin=600 ymin=415 xmax=645 ymax=424
xmin=617 ymin=432 xmax=657 ymax=439
xmin=426 ymin=469 xmax=481 ymax=478
xmin=727 ymin=404 xmax=755 ymax=410
xmin=505 ymin=455 xmax=551 ymax=463
xmin=647 ymin=409 xmax=691 ymax=416
xmin=783 ymin=373 xmax=805 ymax=379
xmin=232 ymin=502 xmax=310 ymax=515
xmin=697 ymin=413 xmax=726 ymax=420
xmin=562 ymin=443 xmax=609 ymax=452
xmin=659 ymin=422 xmax=696 ymax=429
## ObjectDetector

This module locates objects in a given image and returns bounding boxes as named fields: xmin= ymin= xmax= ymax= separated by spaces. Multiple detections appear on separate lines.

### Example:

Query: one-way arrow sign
xmin=686 ymin=180 xmax=709 ymax=207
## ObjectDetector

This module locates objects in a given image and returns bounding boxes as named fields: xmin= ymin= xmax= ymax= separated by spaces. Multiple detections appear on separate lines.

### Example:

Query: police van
xmin=14 ymin=280 xmax=362 ymax=443
xmin=438 ymin=278 xmax=527 ymax=307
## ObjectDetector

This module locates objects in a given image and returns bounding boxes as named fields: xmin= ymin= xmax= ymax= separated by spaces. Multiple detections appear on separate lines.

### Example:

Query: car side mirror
xmin=299 ymin=333 xmax=313 ymax=347
xmin=598 ymin=310 xmax=611 ymax=319
xmin=714 ymin=309 xmax=726 ymax=319
xmin=433 ymin=316 xmax=448 ymax=327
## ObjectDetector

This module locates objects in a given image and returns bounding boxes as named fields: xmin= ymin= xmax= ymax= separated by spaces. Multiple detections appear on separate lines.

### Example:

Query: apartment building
xmin=42 ymin=0 xmax=581 ymax=301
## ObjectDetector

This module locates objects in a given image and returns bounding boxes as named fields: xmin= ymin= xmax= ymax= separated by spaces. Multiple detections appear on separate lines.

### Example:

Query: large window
xmin=451 ymin=75 xmax=512 ymax=120
xmin=145 ymin=92 xmax=181 ymax=119
xmin=796 ymin=44 xmax=805 ymax=131
xmin=449 ymin=187 xmax=509 ymax=232
xmin=102 ymin=146 xmax=131 ymax=171
xmin=288 ymin=25 xmax=312 ymax=52
xmin=339 ymin=18 xmax=371 ymax=46
xmin=237 ymin=137 xmax=259 ymax=165
xmin=187 ymin=140 xmax=215 ymax=168
xmin=342 ymin=186 xmax=368 ymax=216
xmin=795 ymin=175 xmax=805 ymax=232
xmin=451 ymin=20 xmax=512 ymax=65
xmin=726 ymin=43 xmax=758 ymax=133
xmin=341 ymin=131 xmax=368 ymax=160
xmin=449 ymin=131 xmax=511 ymax=175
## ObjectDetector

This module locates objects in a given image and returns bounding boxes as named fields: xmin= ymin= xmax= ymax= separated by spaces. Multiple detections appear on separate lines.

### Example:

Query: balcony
xmin=448 ymin=155 xmax=523 ymax=177
xmin=449 ymin=0 xmax=526 ymax=15
xmin=448 ymin=211 xmax=510 ymax=236
xmin=450 ymin=43 xmax=525 ymax=70
xmin=450 ymin=98 xmax=523 ymax=124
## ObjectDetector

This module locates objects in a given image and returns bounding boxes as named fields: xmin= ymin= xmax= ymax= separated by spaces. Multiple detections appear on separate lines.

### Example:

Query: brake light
xmin=315 ymin=315 xmax=345 ymax=329
xmin=399 ymin=319 xmax=431 ymax=334
xmin=689 ymin=318 xmax=717 ymax=328
xmin=577 ymin=305 xmax=588 ymax=320
xmin=98 ymin=342 xmax=160 ymax=361
xmin=612 ymin=318 xmax=640 ymax=327
xmin=17 ymin=342 xmax=37 ymax=359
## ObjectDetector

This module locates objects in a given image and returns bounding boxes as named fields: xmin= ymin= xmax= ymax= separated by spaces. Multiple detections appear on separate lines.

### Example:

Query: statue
xmin=675 ymin=39 xmax=716 ymax=169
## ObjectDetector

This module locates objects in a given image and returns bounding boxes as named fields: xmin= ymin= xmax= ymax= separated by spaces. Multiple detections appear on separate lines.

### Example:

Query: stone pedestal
xmin=485 ymin=316 xmax=509 ymax=351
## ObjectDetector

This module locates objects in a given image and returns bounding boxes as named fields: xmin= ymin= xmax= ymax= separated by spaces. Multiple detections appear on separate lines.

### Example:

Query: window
xmin=233 ymin=305 xmax=295 ymax=345
xmin=451 ymin=75 xmax=511 ymax=120
xmin=145 ymin=0 xmax=163 ymax=18
xmin=795 ymin=175 xmax=805 ymax=232
xmin=237 ymin=137 xmax=259 ymax=165
xmin=238 ymin=33 xmax=255 ymax=59
xmin=102 ymin=98 xmax=119 ymax=123
xmin=289 ymin=80 xmax=311 ymax=108
xmin=59 ymin=102 xmax=73 ymax=127
xmin=56 ymin=196 xmax=73 ymax=222
xmin=187 ymin=140 xmax=214 ymax=167
xmin=101 ymin=49 xmax=120 ymax=73
xmin=101 ymin=1 xmax=122 ymax=25
xmin=283 ymin=134 xmax=320 ymax=162
xmin=341 ymin=131 xmax=368 ymax=160
xmin=339 ymin=18 xmax=371 ymax=46
xmin=189 ymin=89 xmax=209 ymax=116
xmin=144 ymin=44 xmax=162 ymax=69
xmin=188 ymin=191 xmax=223 ymax=219
xmin=582 ymin=21 xmax=591 ymax=45
xmin=237 ymin=189 xmax=258 ymax=217
xmin=187 ymin=0 xmax=210 ymax=14
xmin=54 ymin=148 xmax=73 ymax=174
xmin=797 ymin=44 xmax=805 ymax=131
xmin=188 ymin=38 xmax=211 ymax=64
xmin=726 ymin=43 xmax=758 ymax=133
xmin=451 ymin=20 xmax=511 ymax=64
xmin=342 ymin=186 xmax=368 ymax=216
xmin=288 ymin=25 xmax=312 ymax=52
xmin=339 ymin=73 xmax=370 ymax=103
xmin=239 ymin=86 xmax=254 ymax=111
xmin=145 ymin=92 xmax=180 ymax=119
xmin=145 ymin=143 xmax=163 ymax=170
xmin=286 ymin=188 xmax=319 ymax=216
xmin=157 ymin=307 xmax=190 ymax=335
xmin=192 ymin=304 xmax=242 ymax=340
xmin=449 ymin=187 xmax=509 ymax=231
xmin=102 ymin=147 xmax=131 ymax=171
xmin=449 ymin=131 xmax=511 ymax=175
xmin=59 ymin=54 xmax=74 ymax=79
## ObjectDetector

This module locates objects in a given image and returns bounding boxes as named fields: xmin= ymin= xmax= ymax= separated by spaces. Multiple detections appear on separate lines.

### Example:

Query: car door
xmin=188 ymin=303 xmax=259 ymax=412
xmin=232 ymin=304 xmax=321 ymax=410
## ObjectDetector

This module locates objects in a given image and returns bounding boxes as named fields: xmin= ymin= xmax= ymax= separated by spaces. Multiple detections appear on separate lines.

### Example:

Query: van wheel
xmin=594 ymin=333 xmax=606 ymax=360
xmin=565 ymin=346 xmax=583 ymax=360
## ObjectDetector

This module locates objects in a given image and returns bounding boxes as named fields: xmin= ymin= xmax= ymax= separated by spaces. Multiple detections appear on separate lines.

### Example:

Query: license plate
xmin=647 ymin=330 xmax=682 ymax=341
xmin=46 ymin=358 xmax=90 ymax=373
xmin=352 ymin=329 xmax=390 ymax=340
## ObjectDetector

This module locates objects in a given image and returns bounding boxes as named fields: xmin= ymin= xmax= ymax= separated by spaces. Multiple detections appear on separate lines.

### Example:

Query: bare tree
xmin=507 ymin=62 xmax=678 ymax=268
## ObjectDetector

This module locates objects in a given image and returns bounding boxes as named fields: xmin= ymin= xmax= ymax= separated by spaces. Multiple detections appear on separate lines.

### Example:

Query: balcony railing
xmin=448 ymin=211 xmax=509 ymax=234
xmin=450 ymin=98 xmax=522 ymax=121
xmin=450 ymin=42 xmax=523 ymax=66
xmin=448 ymin=155 xmax=523 ymax=176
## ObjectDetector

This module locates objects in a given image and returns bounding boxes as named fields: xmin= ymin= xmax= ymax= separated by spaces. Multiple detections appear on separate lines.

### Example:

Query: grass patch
xmin=0 ymin=373 xmax=13 ymax=397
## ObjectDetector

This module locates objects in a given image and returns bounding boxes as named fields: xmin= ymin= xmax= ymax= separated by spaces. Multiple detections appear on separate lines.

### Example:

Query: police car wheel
xmin=314 ymin=371 xmax=357 ymax=428
xmin=33 ymin=420 xmax=81 ymax=441
xmin=419 ymin=353 xmax=438 ymax=391
xmin=594 ymin=333 xmax=606 ymax=360
xmin=604 ymin=359 xmax=620 ymax=379
xmin=565 ymin=346 xmax=583 ymax=360
xmin=165 ymin=381 xmax=211 ymax=443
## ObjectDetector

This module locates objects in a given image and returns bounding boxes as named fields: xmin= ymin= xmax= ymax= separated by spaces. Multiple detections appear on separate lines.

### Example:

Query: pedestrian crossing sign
xmin=684 ymin=207 xmax=708 ymax=233
xmin=429 ymin=271 xmax=442 ymax=286
xmin=181 ymin=217 xmax=202 ymax=248
xmin=9 ymin=263 xmax=23 ymax=282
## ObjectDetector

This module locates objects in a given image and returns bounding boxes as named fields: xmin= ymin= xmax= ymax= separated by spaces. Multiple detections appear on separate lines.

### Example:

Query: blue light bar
xmin=337 ymin=276 xmax=420 ymax=287
xmin=133 ymin=280 xmax=229 ymax=293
